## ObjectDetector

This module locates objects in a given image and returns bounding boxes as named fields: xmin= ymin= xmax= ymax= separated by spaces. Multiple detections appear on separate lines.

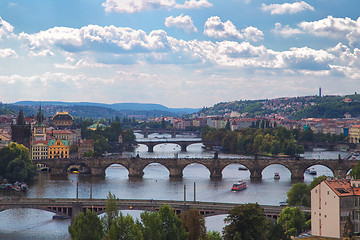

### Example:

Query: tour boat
xmin=274 ymin=172 xmax=280 ymax=180
xmin=305 ymin=168 xmax=317 ymax=175
xmin=231 ymin=180 xmax=247 ymax=191
xmin=238 ymin=166 xmax=248 ymax=171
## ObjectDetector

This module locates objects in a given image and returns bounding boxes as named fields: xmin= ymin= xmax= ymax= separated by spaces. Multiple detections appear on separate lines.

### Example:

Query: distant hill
xmin=12 ymin=101 xmax=200 ymax=118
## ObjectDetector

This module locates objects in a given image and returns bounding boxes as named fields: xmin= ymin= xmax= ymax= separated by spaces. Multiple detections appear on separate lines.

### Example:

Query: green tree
xmin=287 ymin=183 xmax=310 ymax=207
xmin=68 ymin=209 xmax=104 ymax=240
xmin=309 ymin=175 xmax=327 ymax=190
xmin=0 ymin=143 xmax=36 ymax=183
xmin=108 ymin=213 xmax=143 ymax=240
xmin=102 ymin=192 xmax=119 ymax=236
xmin=267 ymin=222 xmax=290 ymax=240
xmin=140 ymin=211 xmax=162 ymax=240
xmin=158 ymin=204 xmax=188 ymax=240
xmin=277 ymin=207 xmax=306 ymax=236
xmin=180 ymin=209 xmax=207 ymax=240
xmin=223 ymin=203 xmax=268 ymax=240
xmin=350 ymin=161 xmax=360 ymax=179
xmin=207 ymin=231 xmax=222 ymax=240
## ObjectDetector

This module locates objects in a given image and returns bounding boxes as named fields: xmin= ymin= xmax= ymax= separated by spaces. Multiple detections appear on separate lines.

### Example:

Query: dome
xmin=52 ymin=112 xmax=74 ymax=121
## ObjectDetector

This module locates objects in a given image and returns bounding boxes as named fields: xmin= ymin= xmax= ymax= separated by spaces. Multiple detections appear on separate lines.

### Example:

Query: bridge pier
xmin=148 ymin=145 xmax=154 ymax=152
xmin=169 ymin=167 xmax=183 ymax=178
xmin=291 ymin=169 xmax=304 ymax=181
xmin=249 ymin=169 xmax=262 ymax=181
xmin=128 ymin=168 xmax=144 ymax=178
xmin=334 ymin=169 xmax=348 ymax=179
xmin=180 ymin=144 xmax=187 ymax=152
xmin=91 ymin=167 xmax=105 ymax=177
xmin=210 ymin=168 xmax=222 ymax=179
xmin=171 ymin=132 xmax=176 ymax=138
xmin=71 ymin=202 xmax=83 ymax=222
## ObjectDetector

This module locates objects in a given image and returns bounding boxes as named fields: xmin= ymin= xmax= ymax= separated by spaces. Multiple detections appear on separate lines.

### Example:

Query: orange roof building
xmin=311 ymin=179 xmax=360 ymax=239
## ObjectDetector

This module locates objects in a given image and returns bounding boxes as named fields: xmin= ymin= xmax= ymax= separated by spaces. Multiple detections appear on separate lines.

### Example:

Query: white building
xmin=311 ymin=179 xmax=360 ymax=239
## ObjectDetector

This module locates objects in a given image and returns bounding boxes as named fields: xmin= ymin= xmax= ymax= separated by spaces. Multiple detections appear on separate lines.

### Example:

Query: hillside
xmin=204 ymin=94 xmax=360 ymax=119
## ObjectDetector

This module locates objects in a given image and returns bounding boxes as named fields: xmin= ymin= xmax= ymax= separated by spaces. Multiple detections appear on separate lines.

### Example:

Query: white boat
xmin=274 ymin=172 xmax=280 ymax=180
xmin=305 ymin=168 xmax=317 ymax=175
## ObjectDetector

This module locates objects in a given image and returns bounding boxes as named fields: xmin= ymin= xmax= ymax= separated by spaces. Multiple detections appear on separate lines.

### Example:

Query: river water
xmin=0 ymin=134 xmax=353 ymax=239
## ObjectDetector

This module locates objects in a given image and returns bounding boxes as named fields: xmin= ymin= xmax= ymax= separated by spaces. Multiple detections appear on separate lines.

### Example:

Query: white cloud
xmin=0 ymin=48 xmax=17 ymax=58
xmin=0 ymin=17 xmax=14 ymax=40
xmin=175 ymin=0 xmax=212 ymax=9
xmin=203 ymin=16 xmax=263 ymax=42
xmin=165 ymin=14 xmax=197 ymax=33
xmin=102 ymin=0 xmax=211 ymax=13
xmin=242 ymin=26 xmax=264 ymax=42
xmin=19 ymin=25 xmax=171 ymax=55
xmin=273 ymin=23 xmax=303 ymax=37
xmin=299 ymin=16 xmax=360 ymax=47
xmin=262 ymin=1 xmax=314 ymax=15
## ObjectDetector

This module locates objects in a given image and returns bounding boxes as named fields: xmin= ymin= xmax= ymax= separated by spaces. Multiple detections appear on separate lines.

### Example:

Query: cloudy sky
xmin=0 ymin=0 xmax=359 ymax=108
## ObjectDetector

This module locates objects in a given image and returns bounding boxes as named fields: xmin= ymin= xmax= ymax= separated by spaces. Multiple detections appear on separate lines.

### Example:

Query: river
xmin=0 ymin=133 xmax=353 ymax=239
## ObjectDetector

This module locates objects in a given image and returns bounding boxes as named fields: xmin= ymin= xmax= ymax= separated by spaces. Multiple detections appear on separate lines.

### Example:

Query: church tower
xmin=11 ymin=109 xmax=31 ymax=148
xmin=33 ymin=105 xmax=47 ymax=141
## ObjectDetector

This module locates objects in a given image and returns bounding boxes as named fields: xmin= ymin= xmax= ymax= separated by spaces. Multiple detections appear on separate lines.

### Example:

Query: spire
xmin=36 ymin=104 xmax=44 ymax=125
xmin=17 ymin=109 xmax=26 ymax=125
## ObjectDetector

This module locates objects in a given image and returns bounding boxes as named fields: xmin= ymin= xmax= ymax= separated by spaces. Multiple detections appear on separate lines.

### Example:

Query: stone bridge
xmin=136 ymin=139 xmax=203 ymax=152
xmin=0 ymin=198 xmax=301 ymax=220
xmin=33 ymin=157 xmax=357 ymax=181
xmin=134 ymin=129 xmax=201 ymax=138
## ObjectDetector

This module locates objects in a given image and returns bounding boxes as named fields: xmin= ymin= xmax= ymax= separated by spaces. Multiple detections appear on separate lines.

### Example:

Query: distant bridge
xmin=136 ymin=138 xmax=203 ymax=152
xmin=134 ymin=129 xmax=201 ymax=138
xmin=33 ymin=156 xmax=357 ymax=181
xmin=0 ymin=198 xmax=305 ymax=220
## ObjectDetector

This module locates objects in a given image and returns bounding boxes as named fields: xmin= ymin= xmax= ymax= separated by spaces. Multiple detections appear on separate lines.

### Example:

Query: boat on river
xmin=231 ymin=180 xmax=247 ymax=191
xmin=274 ymin=173 xmax=280 ymax=180
xmin=305 ymin=168 xmax=317 ymax=175
xmin=238 ymin=166 xmax=248 ymax=171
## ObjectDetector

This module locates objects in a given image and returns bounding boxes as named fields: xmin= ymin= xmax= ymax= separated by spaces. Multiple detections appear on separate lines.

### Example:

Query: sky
xmin=0 ymin=0 xmax=360 ymax=108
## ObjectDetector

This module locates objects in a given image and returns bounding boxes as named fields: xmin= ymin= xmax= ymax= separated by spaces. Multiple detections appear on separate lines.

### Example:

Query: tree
xmin=180 ymin=209 xmax=207 ymax=240
xmin=277 ymin=207 xmax=306 ymax=236
xmin=287 ymin=183 xmax=310 ymax=207
xmin=102 ymin=192 xmax=119 ymax=236
xmin=140 ymin=211 xmax=162 ymax=240
xmin=158 ymin=204 xmax=188 ymax=240
xmin=108 ymin=213 xmax=143 ymax=240
xmin=68 ymin=209 xmax=104 ymax=240
xmin=223 ymin=203 xmax=268 ymax=240
xmin=207 ymin=231 xmax=222 ymax=240
xmin=267 ymin=222 xmax=290 ymax=240
xmin=309 ymin=175 xmax=327 ymax=190
xmin=0 ymin=143 xmax=36 ymax=183
xmin=350 ymin=161 xmax=360 ymax=179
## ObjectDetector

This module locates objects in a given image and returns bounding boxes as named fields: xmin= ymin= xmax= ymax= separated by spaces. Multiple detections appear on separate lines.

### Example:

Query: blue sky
xmin=0 ymin=0 xmax=359 ymax=108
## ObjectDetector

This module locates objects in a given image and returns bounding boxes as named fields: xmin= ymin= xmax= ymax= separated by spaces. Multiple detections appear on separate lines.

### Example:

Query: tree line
xmin=69 ymin=192 xmax=312 ymax=240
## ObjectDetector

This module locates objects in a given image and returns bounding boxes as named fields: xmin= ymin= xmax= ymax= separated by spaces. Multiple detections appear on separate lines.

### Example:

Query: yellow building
xmin=48 ymin=139 xmax=69 ymax=159
xmin=349 ymin=124 xmax=360 ymax=144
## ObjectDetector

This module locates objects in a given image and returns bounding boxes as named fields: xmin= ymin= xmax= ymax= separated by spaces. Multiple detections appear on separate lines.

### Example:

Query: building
xmin=32 ymin=105 xmax=46 ymax=141
xmin=47 ymin=129 xmax=80 ymax=144
xmin=349 ymin=125 xmax=360 ymax=144
xmin=311 ymin=179 xmax=360 ymax=239
xmin=51 ymin=112 xmax=74 ymax=128
xmin=11 ymin=110 xmax=31 ymax=149
xmin=78 ymin=139 xmax=94 ymax=158
xmin=48 ymin=139 xmax=69 ymax=159
xmin=31 ymin=140 xmax=48 ymax=160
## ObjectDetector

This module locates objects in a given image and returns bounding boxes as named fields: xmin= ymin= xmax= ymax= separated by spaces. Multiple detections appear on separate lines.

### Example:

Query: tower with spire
xmin=11 ymin=109 xmax=31 ymax=148
xmin=33 ymin=104 xmax=46 ymax=141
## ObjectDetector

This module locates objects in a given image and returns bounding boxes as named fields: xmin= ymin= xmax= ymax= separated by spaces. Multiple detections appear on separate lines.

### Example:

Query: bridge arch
xmin=0 ymin=206 xmax=71 ymax=218
xmin=261 ymin=164 xmax=291 ymax=180
xmin=221 ymin=164 xmax=250 ymax=179
xmin=142 ymin=162 xmax=171 ymax=178
xmin=182 ymin=162 xmax=212 ymax=178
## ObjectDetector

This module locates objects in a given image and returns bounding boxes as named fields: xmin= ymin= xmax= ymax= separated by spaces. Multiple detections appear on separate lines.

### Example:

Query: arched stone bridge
xmin=136 ymin=139 xmax=203 ymax=152
xmin=33 ymin=157 xmax=357 ymax=181
xmin=134 ymin=129 xmax=201 ymax=138
xmin=0 ymin=198 xmax=295 ymax=220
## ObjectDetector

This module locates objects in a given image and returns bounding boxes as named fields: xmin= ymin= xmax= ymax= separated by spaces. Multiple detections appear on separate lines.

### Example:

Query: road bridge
xmin=136 ymin=138 xmax=203 ymax=152
xmin=33 ymin=156 xmax=357 ymax=181
xmin=0 ymin=198 xmax=306 ymax=220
